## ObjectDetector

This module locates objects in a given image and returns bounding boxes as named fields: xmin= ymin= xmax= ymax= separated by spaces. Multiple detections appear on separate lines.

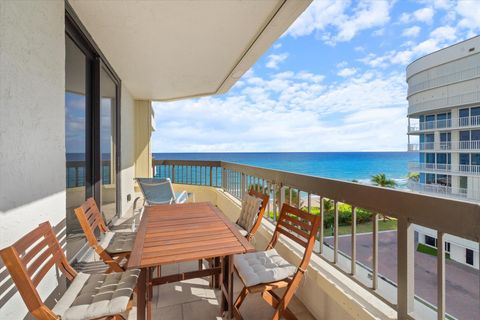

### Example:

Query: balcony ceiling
xmin=69 ymin=0 xmax=312 ymax=101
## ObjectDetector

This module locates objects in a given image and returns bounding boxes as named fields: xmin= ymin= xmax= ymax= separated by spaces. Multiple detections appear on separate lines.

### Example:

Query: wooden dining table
xmin=127 ymin=202 xmax=255 ymax=320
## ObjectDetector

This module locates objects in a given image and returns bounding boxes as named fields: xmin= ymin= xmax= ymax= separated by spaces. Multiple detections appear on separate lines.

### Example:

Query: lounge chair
xmin=135 ymin=177 xmax=189 ymax=206
xmin=75 ymin=198 xmax=135 ymax=273
xmin=233 ymin=203 xmax=321 ymax=320
xmin=0 ymin=221 xmax=139 ymax=320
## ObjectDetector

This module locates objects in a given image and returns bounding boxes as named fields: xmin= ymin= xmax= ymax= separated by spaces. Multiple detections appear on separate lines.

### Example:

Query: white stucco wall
xmin=0 ymin=1 xmax=66 ymax=319
xmin=120 ymin=85 xmax=136 ymax=216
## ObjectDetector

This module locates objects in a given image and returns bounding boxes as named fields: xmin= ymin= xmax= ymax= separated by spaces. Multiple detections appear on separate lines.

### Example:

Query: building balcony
xmin=408 ymin=140 xmax=480 ymax=152
xmin=407 ymin=115 xmax=480 ymax=134
xmin=406 ymin=180 xmax=480 ymax=202
xmin=408 ymin=161 xmax=480 ymax=176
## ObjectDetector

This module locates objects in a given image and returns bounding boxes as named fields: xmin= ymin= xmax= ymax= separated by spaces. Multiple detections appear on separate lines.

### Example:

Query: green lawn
xmin=417 ymin=243 xmax=451 ymax=259
xmin=323 ymin=219 xmax=398 ymax=236
xmin=266 ymin=210 xmax=398 ymax=236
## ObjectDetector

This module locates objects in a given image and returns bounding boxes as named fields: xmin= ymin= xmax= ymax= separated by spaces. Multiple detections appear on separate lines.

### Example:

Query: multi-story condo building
xmin=407 ymin=36 xmax=480 ymax=269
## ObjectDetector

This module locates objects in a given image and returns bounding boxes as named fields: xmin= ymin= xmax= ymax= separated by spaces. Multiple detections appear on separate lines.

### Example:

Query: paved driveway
xmin=324 ymin=231 xmax=479 ymax=320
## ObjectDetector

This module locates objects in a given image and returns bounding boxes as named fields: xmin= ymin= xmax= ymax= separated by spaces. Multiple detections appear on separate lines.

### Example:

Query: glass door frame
xmin=66 ymin=3 xmax=122 ymax=218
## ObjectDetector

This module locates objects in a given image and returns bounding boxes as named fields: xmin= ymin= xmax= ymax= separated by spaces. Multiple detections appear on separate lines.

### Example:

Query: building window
xmin=471 ymin=153 xmax=480 ymax=166
xmin=445 ymin=242 xmax=450 ymax=253
xmin=466 ymin=249 xmax=474 ymax=266
xmin=460 ymin=176 xmax=468 ymax=189
xmin=460 ymin=153 xmax=470 ymax=165
xmin=436 ymin=174 xmax=451 ymax=186
xmin=425 ymin=235 xmax=437 ymax=247
xmin=471 ymin=106 xmax=480 ymax=117
xmin=460 ymin=131 xmax=470 ymax=141
xmin=471 ymin=129 xmax=480 ymax=141
xmin=426 ymin=173 xmax=436 ymax=184
xmin=436 ymin=153 xmax=447 ymax=164
xmin=437 ymin=113 xmax=447 ymax=128
xmin=459 ymin=108 xmax=470 ymax=118
xmin=426 ymin=153 xmax=435 ymax=164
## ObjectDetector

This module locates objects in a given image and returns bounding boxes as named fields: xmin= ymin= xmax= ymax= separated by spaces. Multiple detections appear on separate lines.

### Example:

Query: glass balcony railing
xmin=408 ymin=115 xmax=480 ymax=133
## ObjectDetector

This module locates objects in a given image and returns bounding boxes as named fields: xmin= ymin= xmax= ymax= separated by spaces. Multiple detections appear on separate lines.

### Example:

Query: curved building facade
xmin=407 ymin=36 xmax=480 ymax=269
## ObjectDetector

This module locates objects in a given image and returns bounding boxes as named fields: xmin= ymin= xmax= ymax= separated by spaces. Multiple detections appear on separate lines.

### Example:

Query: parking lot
xmin=324 ymin=230 xmax=479 ymax=319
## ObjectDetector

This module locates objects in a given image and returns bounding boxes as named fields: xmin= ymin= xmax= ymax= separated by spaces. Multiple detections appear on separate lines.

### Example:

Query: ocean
xmin=153 ymin=152 xmax=416 ymax=188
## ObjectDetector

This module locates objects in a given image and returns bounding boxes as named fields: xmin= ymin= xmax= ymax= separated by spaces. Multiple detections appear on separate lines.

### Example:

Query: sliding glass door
xmin=65 ymin=11 xmax=121 ymax=236
xmin=100 ymin=66 xmax=118 ymax=223
xmin=65 ymin=34 xmax=90 ymax=234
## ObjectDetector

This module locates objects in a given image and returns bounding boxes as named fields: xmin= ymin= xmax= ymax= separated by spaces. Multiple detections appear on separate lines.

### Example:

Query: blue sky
xmin=152 ymin=0 xmax=480 ymax=152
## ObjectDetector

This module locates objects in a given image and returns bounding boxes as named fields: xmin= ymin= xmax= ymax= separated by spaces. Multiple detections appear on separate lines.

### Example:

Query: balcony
xmin=408 ymin=140 xmax=480 ymax=152
xmin=408 ymin=161 xmax=480 ymax=176
xmin=406 ymin=180 xmax=480 ymax=202
xmin=407 ymin=115 xmax=480 ymax=134
xmin=149 ymin=159 xmax=480 ymax=320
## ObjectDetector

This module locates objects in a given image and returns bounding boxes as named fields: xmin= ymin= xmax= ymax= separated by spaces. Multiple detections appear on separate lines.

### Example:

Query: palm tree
xmin=371 ymin=173 xmax=397 ymax=188
xmin=408 ymin=172 xmax=419 ymax=182
xmin=371 ymin=173 xmax=396 ymax=222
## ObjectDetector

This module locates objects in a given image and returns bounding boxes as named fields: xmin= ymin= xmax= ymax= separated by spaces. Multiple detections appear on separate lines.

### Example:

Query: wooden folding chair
xmin=0 ymin=222 xmax=139 ymax=320
xmin=233 ymin=203 xmax=321 ymax=320
xmin=236 ymin=187 xmax=269 ymax=241
xmin=75 ymin=198 xmax=135 ymax=273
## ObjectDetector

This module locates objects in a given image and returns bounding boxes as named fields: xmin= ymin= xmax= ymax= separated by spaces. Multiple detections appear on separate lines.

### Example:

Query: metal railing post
xmin=241 ymin=173 xmax=245 ymax=199
xmin=437 ymin=231 xmax=445 ymax=320
xmin=372 ymin=213 xmax=378 ymax=289
xmin=171 ymin=164 xmax=175 ymax=183
xmin=351 ymin=206 xmax=357 ymax=275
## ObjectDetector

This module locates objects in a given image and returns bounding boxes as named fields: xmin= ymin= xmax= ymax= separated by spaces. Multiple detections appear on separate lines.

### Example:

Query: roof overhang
xmin=69 ymin=0 xmax=312 ymax=101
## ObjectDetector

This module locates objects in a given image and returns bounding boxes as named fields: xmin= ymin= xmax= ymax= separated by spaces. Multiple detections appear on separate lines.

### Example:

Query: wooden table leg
xmin=137 ymin=268 xmax=146 ymax=320
xmin=220 ymin=255 xmax=234 ymax=319
xmin=227 ymin=255 xmax=234 ymax=319
xmin=146 ymin=267 xmax=153 ymax=320
xmin=214 ymin=257 xmax=220 ymax=288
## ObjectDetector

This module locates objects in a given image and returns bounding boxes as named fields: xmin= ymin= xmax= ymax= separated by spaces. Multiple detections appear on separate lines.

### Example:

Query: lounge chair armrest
xmin=175 ymin=191 xmax=189 ymax=204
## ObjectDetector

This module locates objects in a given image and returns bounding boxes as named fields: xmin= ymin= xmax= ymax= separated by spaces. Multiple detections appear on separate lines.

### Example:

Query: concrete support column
xmin=134 ymin=100 xmax=153 ymax=178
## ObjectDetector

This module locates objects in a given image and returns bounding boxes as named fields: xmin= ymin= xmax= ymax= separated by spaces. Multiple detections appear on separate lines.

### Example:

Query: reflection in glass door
xmin=100 ymin=66 xmax=117 ymax=223
xmin=65 ymin=35 xmax=89 ymax=235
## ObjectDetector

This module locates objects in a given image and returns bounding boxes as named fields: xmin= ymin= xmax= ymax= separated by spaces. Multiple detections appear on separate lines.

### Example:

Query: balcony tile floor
xmin=127 ymin=261 xmax=315 ymax=320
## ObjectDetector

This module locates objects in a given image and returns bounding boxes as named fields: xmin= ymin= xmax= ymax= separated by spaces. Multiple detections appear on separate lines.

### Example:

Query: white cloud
xmin=337 ymin=67 xmax=357 ymax=77
xmin=333 ymin=0 xmax=391 ymax=43
xmin=402 ymin=26 xmax=421 ymax=37
xmin=399 ymin=7 xmax=434 ymax=24
xmin=152 ymin=69 xmax=407 ymax=152
xmin=456 ymin=1 xmax=480 ymax=30
xmin=286 ymin=0 xmax=349 ymax=38
xmin=286 ymin=0 xmax=391 ymax=44
xmin=414 ymin=7 xmax=434 ymax=24
xmin=273 ymin=43 xmax=282 ymax=49
xmin=430 ymin=26 xmax=456 ymax=42
xmin=265 ymin=53 xmax=289 ymax=69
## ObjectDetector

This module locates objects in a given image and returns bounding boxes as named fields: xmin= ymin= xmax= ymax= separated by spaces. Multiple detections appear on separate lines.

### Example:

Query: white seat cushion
xmin=234 ymin=223 xmax=248 ymax=237
xmin=237 ymin=194 xmax=263 ymax=232
xmin=234 ymin=249 xmax=297 ymax=287
xmin=52 ymin=269 xmax=140 ymax=320
xmin=105 ymin=231 xmax=136 ymax=254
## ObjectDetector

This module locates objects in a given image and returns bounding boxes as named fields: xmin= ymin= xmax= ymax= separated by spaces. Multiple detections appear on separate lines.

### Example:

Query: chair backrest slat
xmin=276 ymin=227 xmax=308 ymax=247
xmin=277 ymin=220 xmax=311 ymax=243
xmin=75 ymin=198 xmax=108 ymax=248
xmin=268 ymin=204 xmax=321 ymax=270
xmin=0 ymin=222 xmax=77 ymax=317
xmin=32 ymin=255 xmax=58 ymax=287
